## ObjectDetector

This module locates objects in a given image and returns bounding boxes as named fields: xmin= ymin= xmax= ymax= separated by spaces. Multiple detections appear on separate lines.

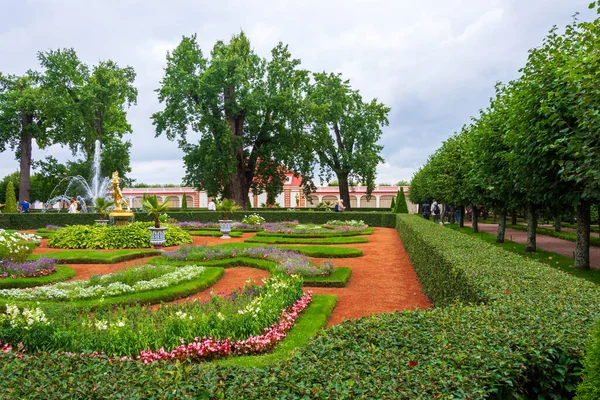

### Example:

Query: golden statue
xmin=111 ymin=171 xmax=130 ymax=211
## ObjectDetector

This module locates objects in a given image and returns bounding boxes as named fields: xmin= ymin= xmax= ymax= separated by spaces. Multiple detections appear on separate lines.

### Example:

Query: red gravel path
xmin=470 ymin=222 xmax=600 ymax=270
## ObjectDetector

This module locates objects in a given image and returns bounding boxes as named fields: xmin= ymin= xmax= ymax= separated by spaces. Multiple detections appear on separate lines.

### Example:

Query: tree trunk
xmin=569 ymin=208 xmax=575 ymax=224
xmin=554 ymin=214 xmax=562 ymax=233
xmin=228 ymin=169 xmax=249 ymax=210
xmin=511 ymin=211 xmax=517 ymax=226
xmin=337 ymin=172 xmax=351 ymax=211
xmin=19 ymin=114 xmax=33 ymax=202
xmin=575 ymin=198 xmax=590 ymax=270
xmin=472 ymin=205 xmax=479 ymax=233
xmin=496 ymin=210 xmax=506 ymax=243
xmin=459 ymin=206 xmax=465 ymax=228
xmin=526 ymin=203 xmax=537 ymax=252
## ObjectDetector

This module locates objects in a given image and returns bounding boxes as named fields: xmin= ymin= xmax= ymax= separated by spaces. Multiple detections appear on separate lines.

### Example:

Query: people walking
xmin=422 ymin=200 xmax=431 ymax=220
xmin=432 ymin=200 xmax=441 ymax=224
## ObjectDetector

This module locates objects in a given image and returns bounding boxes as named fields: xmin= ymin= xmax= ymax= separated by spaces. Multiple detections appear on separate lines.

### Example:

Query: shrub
xmin=325 ymin=219 xmax=366 ymax=228
xmin=241 ymin=213 xmax=266 ymax=226
xmin=3 ymin=182 xmax=17 ymax=214
xmin=576 ymin=320 xmax=600 ymax=399
xmin=47 ymin=222 xmax=191 ymax=249
xmin=393 ymin=189 xmax=409 ymax=213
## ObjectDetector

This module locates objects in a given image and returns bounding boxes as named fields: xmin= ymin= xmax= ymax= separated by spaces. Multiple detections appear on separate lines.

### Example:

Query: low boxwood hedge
xmin=0 ymin=211 xmax=397 ymax=230
xmin=256 ymin=227 xmax=373 ymax=238
xmin=245 ymin=236 xmax=369 ymax=245
xmin=28 ymin=250 xmax=161 ymax=264
xmin=0 ymin=266 xmax=75 ymax=289
xmin=577 ymin=320 xmax=600 ymax=399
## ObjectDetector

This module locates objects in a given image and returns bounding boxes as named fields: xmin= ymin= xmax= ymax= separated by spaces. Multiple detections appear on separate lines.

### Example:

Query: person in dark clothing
xmin=422 ymin=201 xmax=431 ymax=220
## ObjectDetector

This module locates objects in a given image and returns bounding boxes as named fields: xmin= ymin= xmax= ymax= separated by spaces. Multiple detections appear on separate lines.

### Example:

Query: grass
xmin=0 ymin=266 xmax=76 ymax=289
xmin=502 ymin=224 xmax=600 ymax=247
xmin=215 ymin=294 xmax=337 ymax=367
xmin=446 ymin=225 xmax=600 ymax=285
xmin=151 ymin=257 xmax=352 ymax=287
xmin=256 ymin=227 xmax=374 ymax=238
xmin=0 ymin=267 xmax=224 ymax=309
xmin=212 ymin=242 xmax=364 ymax=258
xmin=245 ymin=236 xmax=369 ymax=245
xmin=188 ymin=230 xmax=243 ymax=237
xmin=28 ymin=249 xmax=161 ymax=264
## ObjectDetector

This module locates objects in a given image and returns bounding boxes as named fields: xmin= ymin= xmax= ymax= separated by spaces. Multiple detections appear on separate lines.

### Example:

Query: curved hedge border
xmin=256 ymin=227 xmax=373 ymax=238
xmin=0 ymin=266 xmax=75 ymax=289
xmin=245 ymin=236 xmax=369 ymax=245
xmin=0 ymin=267 xmax=224 ymax=309
xmin=29 ymin=250 xmax=161 ymax=264
xmin=216 ymin=243 xmax=364 ymax=258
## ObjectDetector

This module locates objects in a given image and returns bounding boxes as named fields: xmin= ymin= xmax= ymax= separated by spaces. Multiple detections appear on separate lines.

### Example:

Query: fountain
xmin=42 ymin=140 xmax=112 ymax=213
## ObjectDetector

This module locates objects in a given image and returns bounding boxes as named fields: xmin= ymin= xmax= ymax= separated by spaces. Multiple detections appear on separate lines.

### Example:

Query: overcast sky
xmin=0 ymin=0 xmax=595 ymax=186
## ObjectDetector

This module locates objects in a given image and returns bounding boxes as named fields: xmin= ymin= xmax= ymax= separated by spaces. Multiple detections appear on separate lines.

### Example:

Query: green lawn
xmin=447 ymin=225 xmax=600 ymax=285
xmin=256 ymin=227 xmax=374 ymax=238
xmin=188 ymin=230 xmax=243 ymax=237
xmin=28 ymin=249 xmax=161 ymax=264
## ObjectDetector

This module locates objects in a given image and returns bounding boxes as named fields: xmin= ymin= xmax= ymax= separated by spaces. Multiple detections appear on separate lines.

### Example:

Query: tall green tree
xmin=153 ymin=32 xmax=314 ymax=209
xmin=0 ymin=172 xmax=19 ymax=204
xmin=308 ymin=72 xmax=389 ymax=210
xmin=394 ymin=188 xmax=409 ymax=214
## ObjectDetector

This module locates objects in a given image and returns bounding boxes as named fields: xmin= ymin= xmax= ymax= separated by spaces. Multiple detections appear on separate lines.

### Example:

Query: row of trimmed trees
xmin=153 ymin=32 xmax=389 ymax=210
xmin=410 ymin=12 xmax=600 ymax=270
xmin=0 ymin=49 xmax=137 ymax=203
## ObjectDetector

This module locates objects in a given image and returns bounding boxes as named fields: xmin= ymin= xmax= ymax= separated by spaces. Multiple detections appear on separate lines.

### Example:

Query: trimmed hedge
xmin=577 ymin=320 xmax=600 ymax=399
xmin=256 ymin=227 xmax=374 ymax=238
xmin=0 ymin=211 xmax=397 ymax=230
xmin=28 ymin=250 xmax=161 ymax=264
xmin=0 ymin=266 xmax=75 ymax=289
xmin=245 ymin=236 xmax=369 ymax=245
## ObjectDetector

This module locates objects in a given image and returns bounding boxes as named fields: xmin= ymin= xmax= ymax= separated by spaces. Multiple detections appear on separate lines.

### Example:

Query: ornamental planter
xmin=95 ymin=219 xmax=109 ymax=225
xmin=219 ymin=220 xmax=233 ymax=239
xmin=149 ymin=227 xmax=167 ymax=249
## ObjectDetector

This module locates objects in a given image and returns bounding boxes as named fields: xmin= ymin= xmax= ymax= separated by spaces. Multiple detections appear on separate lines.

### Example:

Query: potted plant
xmin=94 ymin=198 xmax=114 ymax=225
xmin=142 ymin=194 xmax=171 ymax=249
xmin=216 ymin=198 xmax=241 ymax=239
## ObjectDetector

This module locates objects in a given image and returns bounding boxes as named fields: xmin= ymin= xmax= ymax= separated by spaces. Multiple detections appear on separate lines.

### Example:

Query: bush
xmin=3 ymin=182 xmax=17 ymax=214
xmin=577 ymin=320 xmax=600 ymax=399
xmin=393 ymin=189 xmax=409 ymax=213
xmin=47 ymin=222 xmax=191 ymax=249
xmin=0 ymin=230 xmax=38 ymax=262
xmin=240 ymin=213 xmax=266 ymax=226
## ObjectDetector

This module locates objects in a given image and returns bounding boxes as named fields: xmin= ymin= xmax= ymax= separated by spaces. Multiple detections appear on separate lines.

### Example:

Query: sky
xmin=0 ymin=0 xmax=596 ymax=186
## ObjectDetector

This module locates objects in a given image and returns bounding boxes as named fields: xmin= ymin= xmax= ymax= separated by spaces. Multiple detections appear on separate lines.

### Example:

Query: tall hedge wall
xmin=0 ymin=211 xmax=397 ymax=230
xmin=0 ymin=214 xmax=597 ymax=398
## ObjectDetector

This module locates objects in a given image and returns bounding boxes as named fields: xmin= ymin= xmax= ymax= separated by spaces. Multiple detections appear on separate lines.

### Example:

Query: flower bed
xmin=0 ymin=264 xmax=206 ymax=301
xmin=164 ymin=245 xmax=334 ymax=277
xmin=0 ymin=258 xmax=57 ymax=279
xmin=0 ymin=275 xmax=305 ymax=359
xmin=47 ymin=222 xmax=191 ymax=249
xmin=0 ymin=229 xmax=40 ymax=262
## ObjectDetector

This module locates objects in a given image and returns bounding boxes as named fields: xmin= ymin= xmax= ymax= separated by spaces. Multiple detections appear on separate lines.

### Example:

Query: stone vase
xmin=149 ymin=227 xmax=167 ymax=249
xmin=219 ymin=220 xmax=233 ymax=239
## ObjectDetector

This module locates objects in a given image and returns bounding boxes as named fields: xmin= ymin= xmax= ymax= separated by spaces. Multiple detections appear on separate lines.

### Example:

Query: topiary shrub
xmin=47 ymin=222 xmax=192 ymax=249
xmin=4 ymin=182 xmax=17 ymax=213
xmin=393 ymin=189 xmax=409 ymax=213
xmin=576 ymin=321 xmax=600 ymax=399
xmin=181 ymin=194 xmax=187 ymax=210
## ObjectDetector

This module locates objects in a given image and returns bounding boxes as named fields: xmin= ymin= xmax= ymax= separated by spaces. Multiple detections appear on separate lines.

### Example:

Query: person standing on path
xmin=432 ymin=200 xmax=441 ymax=224
xmin=207 ymin=198 xmax=216 ymax=211
xmin=422 ymin=200 xmax=431 ymax=220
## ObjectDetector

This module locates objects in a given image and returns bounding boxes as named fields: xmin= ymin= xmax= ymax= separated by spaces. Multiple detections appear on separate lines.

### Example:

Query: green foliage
xmin=393 ymin=189 xmax=409 ymax=213
xmin=0 ymin=172 xmax=19 ymax=205
xmin=216 ymin=198 xmax=242 ymax=220
xmin=240 ymin=213 xmax=265 ymax=226
xmin=576 ymin=320 xmax=600 ymax=399
xmin=142 ymin=194 xmax=171 ymax=228
xmin=181 ymin=193 xmax=187 ymax=210
xmin=3 ymin=181 xmax=17 ymax=213
xmin=94 ymin=197 xmax=114 ymax=220
xmin=153 ymin=32 xmax=315 ymax=208
xmin=0 ymin=230 xmax=36 ymax=261
xmin=390 ymin=197 xmax=395 ymax=210
xmin=214 ymin=242 xmax=363 ymax=258
xmin=47 ymin=222 xmax=191 ymax=249
xmin=0 ymin=266 xmax=75 ymax=289
xmin=308 ymin=72 xmax=389 ymax=205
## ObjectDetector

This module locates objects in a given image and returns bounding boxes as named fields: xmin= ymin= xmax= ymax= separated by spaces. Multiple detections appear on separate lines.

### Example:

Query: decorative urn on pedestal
xmin=142 ymin=194 xmax=172 ymax=250
xmin=216 ymin=198 xmax=241 ymax=239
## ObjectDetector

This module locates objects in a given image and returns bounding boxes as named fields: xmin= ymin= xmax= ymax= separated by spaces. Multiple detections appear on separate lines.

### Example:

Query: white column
xmin=375 ymin=195 xmax=381 ymax=208
xmin=356 ymin=196 xmax=361 ymax=208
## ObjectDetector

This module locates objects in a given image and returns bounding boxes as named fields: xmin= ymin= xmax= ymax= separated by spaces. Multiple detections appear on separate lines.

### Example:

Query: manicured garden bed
xmin=245 ymin=236 xmax=369 ymax=245
xmin=188 ymin=229 xmax=243 ymax=237
xmin=215 ymin=242 xmax=363 ymax=258
xmin=0 ymin=266 xmax=75 ymax=289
